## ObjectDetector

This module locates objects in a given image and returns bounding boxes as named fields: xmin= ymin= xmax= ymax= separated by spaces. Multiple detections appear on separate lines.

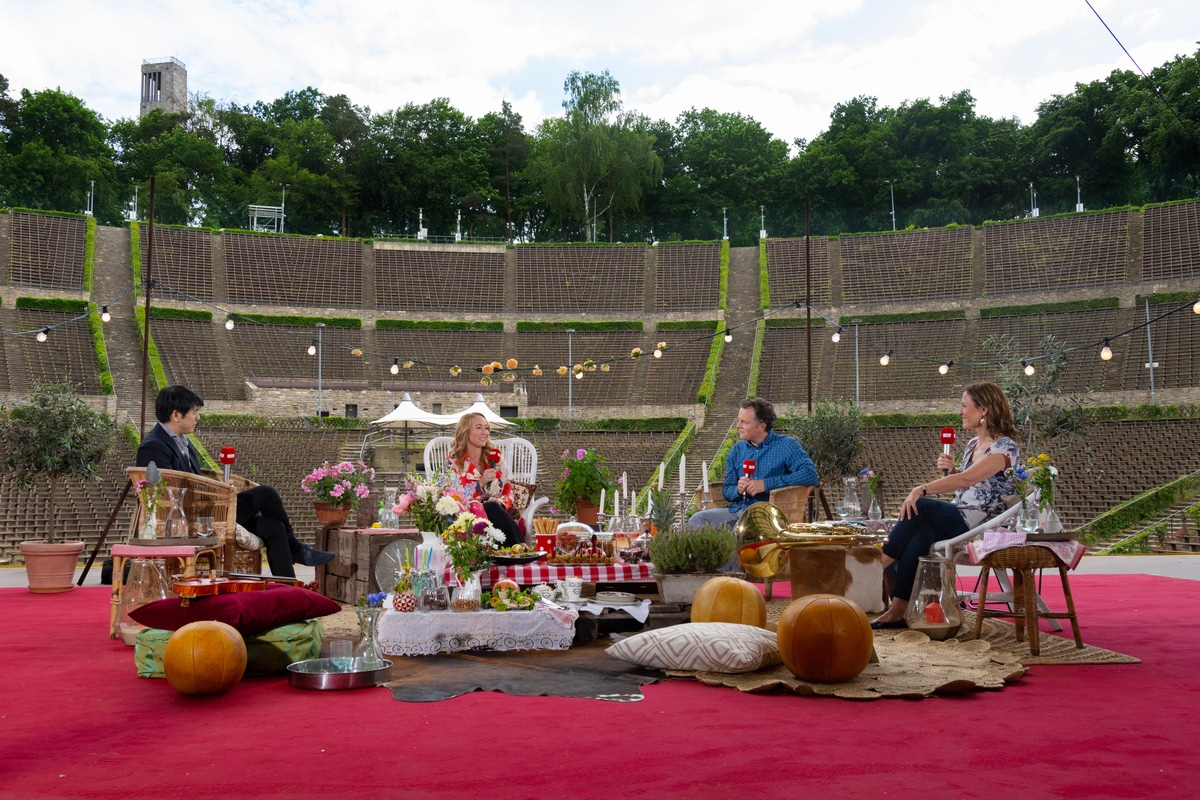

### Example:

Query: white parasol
xmin=448 ymin=393 xmax=513 ymax=428
xmin=370 ymin=393 xmax=454 ymax=468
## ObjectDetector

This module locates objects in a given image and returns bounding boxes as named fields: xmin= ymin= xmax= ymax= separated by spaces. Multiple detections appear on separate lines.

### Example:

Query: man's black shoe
xmin=299 ymin=544 xmax=335 ymax=567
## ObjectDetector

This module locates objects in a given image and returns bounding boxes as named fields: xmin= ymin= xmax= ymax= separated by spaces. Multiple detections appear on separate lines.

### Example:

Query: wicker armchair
xmin=692 ymin=481 xmax=816 ymax=599
xmin=124 ymin=467 xmax=263 ymax=574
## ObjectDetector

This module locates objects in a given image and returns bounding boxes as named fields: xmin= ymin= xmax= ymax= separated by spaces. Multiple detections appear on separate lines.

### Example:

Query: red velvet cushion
xmin=129 ymin=583 xmax=342 ymax=635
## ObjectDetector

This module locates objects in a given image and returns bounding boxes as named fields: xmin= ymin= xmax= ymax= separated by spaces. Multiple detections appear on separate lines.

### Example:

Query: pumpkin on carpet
xmin=690 ymin=576 xmax=767 ymax=628
xmin=164 ymin=620 xmax=248 ymax=695
xmin=775 ymin=594 xmax=872 ymax=683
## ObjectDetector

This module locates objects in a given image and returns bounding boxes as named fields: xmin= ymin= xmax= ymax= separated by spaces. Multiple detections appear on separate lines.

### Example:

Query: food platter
xmin=493 ymin=551 xmax=547 ymax=565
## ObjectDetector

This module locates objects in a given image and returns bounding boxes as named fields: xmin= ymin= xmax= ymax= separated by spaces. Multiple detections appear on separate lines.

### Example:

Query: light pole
xmin=759 ymin=205 xmax=767 ymax=239
xmin=1145 ymin=299 xmax=1159 ymax=405
xmin=853 ymin=320 xmax=861 ymax=404
xmin=308 ymin=322 xmax=325 ymax=416
xmin=280 ymin=184 xmax=289 ymax=233
xmin=1075 ymin=175 xmax=1084 ymax=212
xmin=887 ymin=180 xmax=896 ymax=231
xmin=722 ymin=207 xmax=728 ymax=241
xmin=566 ymin=328 xmax=575 ymax=420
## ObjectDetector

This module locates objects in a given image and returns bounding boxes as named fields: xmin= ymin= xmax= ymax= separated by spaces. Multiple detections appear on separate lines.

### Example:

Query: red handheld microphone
xmin=742 ymin=459 xmax=757 ymax=499
xmin=219 ymin=446 xmax=237 ymax=482
xmin=939 ymin=428 xmax=956 ymax=476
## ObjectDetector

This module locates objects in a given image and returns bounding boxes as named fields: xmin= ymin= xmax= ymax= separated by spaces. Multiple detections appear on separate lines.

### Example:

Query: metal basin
xmin=287 ymin=657 xmax=392 ymax=690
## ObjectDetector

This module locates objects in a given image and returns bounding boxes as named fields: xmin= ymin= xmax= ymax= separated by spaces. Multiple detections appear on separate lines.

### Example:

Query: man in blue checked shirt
xmin=688 ymin=397 xmax=817 ymax=530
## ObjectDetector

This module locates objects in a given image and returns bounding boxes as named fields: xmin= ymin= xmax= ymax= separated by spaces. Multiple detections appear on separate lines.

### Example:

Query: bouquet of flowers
xmin=858 ymin=468 xmax=881 ymax=496
xmin=301 ymin=460 xmax=375 ymax=508
xmin=392 ymin=470 xmax=467 ymax=534
xmin=135 ymin=477 xmax=168 ymax=519
xmin=1007 ymin=463 xmax=1031 ymax=506
xmin=441 ymin=510 xmax=505 ymax=581
xmin=554 ymin=448 xmax=615 ymax=510
xmin=1027 ymin=453 xmax=1058 ymax=511
xmin=357 ymin=591 xmax=387 ymax=608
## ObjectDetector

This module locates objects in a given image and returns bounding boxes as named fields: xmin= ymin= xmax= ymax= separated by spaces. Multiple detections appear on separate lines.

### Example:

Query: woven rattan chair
xmin=694 ymin=481 xmax=815 ymax=600
xmin=124 ymin=467 xmax=263 ymax=574
xmin=973 ymin=545 xmax=1083 ymax=656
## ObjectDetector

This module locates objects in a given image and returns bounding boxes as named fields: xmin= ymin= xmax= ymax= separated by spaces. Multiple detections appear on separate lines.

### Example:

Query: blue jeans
xmin=881 ymin=498 xmax=968 ymax=602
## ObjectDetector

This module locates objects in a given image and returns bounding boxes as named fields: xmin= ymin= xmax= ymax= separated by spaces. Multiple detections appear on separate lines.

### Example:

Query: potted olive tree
xmin=0 ymin=383 xmax=116 ymax=592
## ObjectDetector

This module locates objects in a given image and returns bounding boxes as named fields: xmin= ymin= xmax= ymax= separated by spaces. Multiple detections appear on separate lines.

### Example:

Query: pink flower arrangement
xmin=301 ymin=460 xmax=375 ymax=508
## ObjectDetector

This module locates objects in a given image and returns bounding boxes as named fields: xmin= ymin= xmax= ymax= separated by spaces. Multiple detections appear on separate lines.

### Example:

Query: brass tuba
xmin=733 ymin=502 xmax=886 ymax=579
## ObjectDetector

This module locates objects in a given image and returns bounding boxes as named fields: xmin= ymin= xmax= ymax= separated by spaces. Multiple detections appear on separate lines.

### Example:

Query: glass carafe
xmin=116 ymin=558 xmax=172 ymax=646
xmin=840 ymin=476 xmax=861 ymax=520
xmin=164 ymin=487 xmax=189 ymax=538
xmin=354 ymin=606 xmax=385 ymax=669
xmin=904 ymin=557 xmax=963 ymax=640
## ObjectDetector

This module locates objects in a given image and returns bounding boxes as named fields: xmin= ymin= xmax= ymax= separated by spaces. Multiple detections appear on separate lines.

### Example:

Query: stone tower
xmin=140 ymin=57 xmax=187 ymax=117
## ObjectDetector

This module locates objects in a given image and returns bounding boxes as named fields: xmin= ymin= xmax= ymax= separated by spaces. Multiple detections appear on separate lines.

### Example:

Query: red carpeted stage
xmin=4 ymin=574 xmax=1199 ymax=799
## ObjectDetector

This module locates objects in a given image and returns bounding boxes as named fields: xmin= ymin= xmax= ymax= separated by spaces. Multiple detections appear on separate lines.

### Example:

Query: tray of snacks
xmin=492 ymin=544 xmax=548 ymax=565
xmin=546 ymin=553 xmax=615 ymax=565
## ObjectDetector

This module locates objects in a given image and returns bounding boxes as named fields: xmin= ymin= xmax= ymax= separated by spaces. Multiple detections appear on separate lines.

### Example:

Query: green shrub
xmin=782 ymin=399 xmax=863 ymax=485
xmin=649 ymin=526 xmax=736 ymax=573
xmin=376 ymin=319 xmax=503 ymax=331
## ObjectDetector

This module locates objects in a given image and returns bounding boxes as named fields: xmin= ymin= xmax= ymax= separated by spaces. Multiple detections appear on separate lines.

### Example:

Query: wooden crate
xmin=315 ymin=526 xmax=421 ymax=604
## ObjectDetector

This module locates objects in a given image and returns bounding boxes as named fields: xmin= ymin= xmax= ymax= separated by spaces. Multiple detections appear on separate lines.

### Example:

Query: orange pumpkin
xmin=776 ymin=594 xmax=872 ymax=683
xmin=690 ymin=576 xmax=767 ymax=628
xmin=163 ymin=621 xmax=248 ymax=695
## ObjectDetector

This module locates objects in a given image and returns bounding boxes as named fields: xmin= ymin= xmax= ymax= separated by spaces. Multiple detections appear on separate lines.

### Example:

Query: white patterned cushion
xmin=235 ymin=523 xmax=263 ymax=551
xmin=606 ymin=623 xmax=781 ymax=673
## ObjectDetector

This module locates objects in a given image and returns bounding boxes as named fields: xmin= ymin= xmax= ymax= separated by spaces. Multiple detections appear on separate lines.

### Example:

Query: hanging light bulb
xmin=225 ymin=318 xmax=235 ymax=330
xmin=1023 ymin=361 xmax=1036 ymax=376
xmin=574 ymin=370 xmax=583 ymax=380
xmin=100 ymin=305 xmax=111 ymax=323
xmin=1193 ymin=298 xmax=1199 ymax=314
xmin=1100 ymin=339 xmax=1113 ymax=361
xmin=831 ymin=326 xmax=843 ymax=343
xmin=390 ymin=358 xmax=400 ymax=375
xmin=724 ymin=330 xmax=732 ymax=343
xmin=307 ymin=340 xmax=317 ymax=356
xmin=938 ymin=360 xmax=952 ymax=375
xmin=36 ymin=328 xmax=49 ymax=343
xmin=653 ymin=348 xmax=663 ymax=358
xmin=879 ymin=349 xmax=893 ymax=366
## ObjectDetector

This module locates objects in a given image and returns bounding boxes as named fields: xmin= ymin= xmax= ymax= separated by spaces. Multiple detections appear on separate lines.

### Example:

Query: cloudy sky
xmin=3 ymin=0 xmax=1196 ymax=145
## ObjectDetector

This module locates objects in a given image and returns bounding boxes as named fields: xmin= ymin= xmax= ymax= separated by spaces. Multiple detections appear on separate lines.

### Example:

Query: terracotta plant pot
xmin=574 ymin=499 xmax=599 ymax=526
xmin=313 ymin=502 xmax=351 ymax=527
xmin=19 ymin=540 xmax=85 ymax=593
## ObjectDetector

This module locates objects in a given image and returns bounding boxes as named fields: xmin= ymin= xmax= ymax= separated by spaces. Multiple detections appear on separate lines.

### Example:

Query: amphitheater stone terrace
xmin=0 ymin=203 xmax=1197 ymax=562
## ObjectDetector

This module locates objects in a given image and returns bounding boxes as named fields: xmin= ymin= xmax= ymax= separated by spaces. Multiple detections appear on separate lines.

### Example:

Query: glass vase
xmin=1017 ymin=502 xmax=1037 ymax=533
xmin=163 ymin=487 xmax=189 ymax=539
xmin=867 ymin=491 xmax=883 ymax=521
xmin=903 ymin=557 xmax=963 ymax=640
xmin=116 ymin=558 xmax=172 ymax=646
xmin=1039 ymin=505 xmax=1063 ymax=535
xmin=354 ymin=606 xmax=385 ymax=669
xmin=138 ymin=512 xmax=157 ymax=541
xmin=450 ymin=570 xmax=483 ymax=612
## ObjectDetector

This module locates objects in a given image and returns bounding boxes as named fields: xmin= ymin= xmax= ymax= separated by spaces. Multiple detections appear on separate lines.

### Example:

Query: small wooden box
xmin=315 ymin=526 xmax=420 ymax=603
xmin=789 ymin=545 xmax=885 ymax=613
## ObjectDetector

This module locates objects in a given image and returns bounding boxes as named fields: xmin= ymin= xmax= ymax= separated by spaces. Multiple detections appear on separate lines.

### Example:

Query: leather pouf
xmin=776 ymin=593 xmax=872 ymax=683
xmin=164 ymin=621 xmax=248 ymax=695
xmin=690 ymin=576 xmax=767 ymax=628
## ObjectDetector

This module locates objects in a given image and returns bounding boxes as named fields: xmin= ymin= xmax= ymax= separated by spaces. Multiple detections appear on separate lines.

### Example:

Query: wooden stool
xmin=974 ymin=545 xmax=1083 ymax=655
xmin=109 ymin=543 xmax=219 ymax=638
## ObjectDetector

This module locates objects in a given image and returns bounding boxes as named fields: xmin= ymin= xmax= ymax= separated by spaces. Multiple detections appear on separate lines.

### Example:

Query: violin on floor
xmin=172 ymin=571 xmax=319 ymax=605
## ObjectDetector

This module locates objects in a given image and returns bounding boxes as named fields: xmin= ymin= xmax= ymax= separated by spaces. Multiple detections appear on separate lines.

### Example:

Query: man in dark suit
xmin=135 ymin=385 xmax=333 ymax=577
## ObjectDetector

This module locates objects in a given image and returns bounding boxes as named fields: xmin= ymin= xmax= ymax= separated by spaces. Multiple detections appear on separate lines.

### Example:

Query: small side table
xmin=109 ymin=541 xmax=219 ymax=638
xmin=789 ymin=545 xmax=885 ymax=613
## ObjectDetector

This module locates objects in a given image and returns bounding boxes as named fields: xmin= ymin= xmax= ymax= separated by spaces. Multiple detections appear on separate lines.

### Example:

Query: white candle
xmin=647 ymin=491 xmax=653 ymax=516
xmin=659 ymin=462 xmax=665 ymax=490
xmin=614 ymin=492 xmax=620 ymax=519
xmin=600 ymin=488 xmax=606 ymax=516
xmin=679 ymin=454 xmax=686 ymax=494
xmin=702 ymin=461 xmax=709 ymax=501
xmin=621 ymin=472 xmax=628 ymax=500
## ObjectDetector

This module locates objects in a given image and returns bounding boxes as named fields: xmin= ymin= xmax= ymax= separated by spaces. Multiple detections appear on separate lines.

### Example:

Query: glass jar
xmin=116 ymin=558 xmax=172 ymax=646
xmin=163 ymin=487 xmax=189 ymax=539
xmin=450 ymin=570 xmax=483 ymax=612
xmin=903 ymin=557 xmax=963 ymax=640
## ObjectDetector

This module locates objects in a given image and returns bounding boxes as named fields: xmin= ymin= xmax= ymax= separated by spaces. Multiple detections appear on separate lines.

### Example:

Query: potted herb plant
xmin=0 ymin=383 xmax=116 ymax=593
xmin=554 ymin=448 xmax=615 ymax=526
xmin=649 ymin=525 xmax=738 ymax=604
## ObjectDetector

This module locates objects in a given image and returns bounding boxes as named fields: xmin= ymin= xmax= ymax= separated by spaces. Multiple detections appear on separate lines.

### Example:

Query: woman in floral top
xmin=872 ymin=382 xmax=1020 ymax=629
xmin=447 ymin=412 xmax=523 ymax=547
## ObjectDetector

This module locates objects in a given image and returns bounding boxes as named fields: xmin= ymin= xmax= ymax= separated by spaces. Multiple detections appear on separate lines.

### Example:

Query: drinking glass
xmin=330 ymin=639 xmax=353 ymax=671
xmin=194 ymin=516 xmax=215 ymax=539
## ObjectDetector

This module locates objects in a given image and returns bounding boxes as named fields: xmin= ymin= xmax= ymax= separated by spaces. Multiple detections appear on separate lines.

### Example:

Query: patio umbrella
xmin=448 ymin=393 xmax=513 ymax=428
xmin=370 ymin=393 xmax=454 ymax=469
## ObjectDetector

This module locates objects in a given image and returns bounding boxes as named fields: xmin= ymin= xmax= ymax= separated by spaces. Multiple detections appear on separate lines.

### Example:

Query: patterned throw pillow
xmin=606 ymin=623 xmax=782 ymax=673
xmin=509 ymin=480 xmax=535 ymax=516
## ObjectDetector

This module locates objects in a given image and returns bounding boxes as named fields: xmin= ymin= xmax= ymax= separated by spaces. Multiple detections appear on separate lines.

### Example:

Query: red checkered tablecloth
xmin=443 ymin=561 xmax=655 ymax=587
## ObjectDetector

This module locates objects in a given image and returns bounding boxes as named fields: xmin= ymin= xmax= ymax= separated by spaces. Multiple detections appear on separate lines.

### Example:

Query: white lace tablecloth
xmin=377 ymin=605 xmax=578 ymax=656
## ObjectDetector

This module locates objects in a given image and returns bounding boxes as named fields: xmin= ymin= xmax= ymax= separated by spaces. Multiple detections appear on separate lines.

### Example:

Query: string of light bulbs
xmin=1 ymin=284 xmax=137 ymax=341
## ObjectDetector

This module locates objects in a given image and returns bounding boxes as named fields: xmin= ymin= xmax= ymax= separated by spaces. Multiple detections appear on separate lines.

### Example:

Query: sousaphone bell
xmin=733 ymin=502 xmax=887 ymax=579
